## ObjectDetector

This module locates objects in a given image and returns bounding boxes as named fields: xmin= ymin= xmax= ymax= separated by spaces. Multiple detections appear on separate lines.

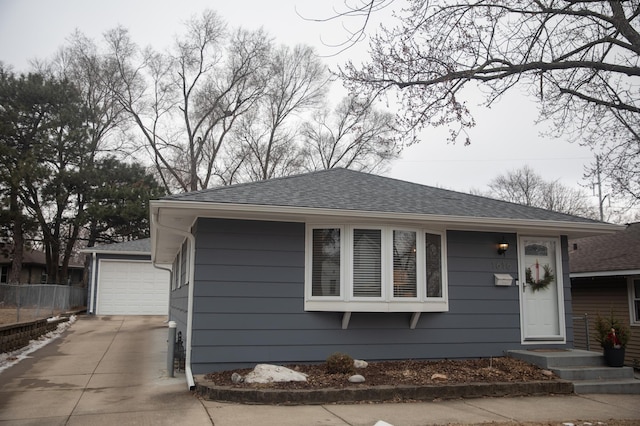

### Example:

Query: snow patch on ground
xmin=0 ymin=315 xmax=76 ymax=374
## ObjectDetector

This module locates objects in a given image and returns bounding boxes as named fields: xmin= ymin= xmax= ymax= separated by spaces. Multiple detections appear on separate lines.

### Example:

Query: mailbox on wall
xmin=494 ymin=273 xmax=514 ymax=287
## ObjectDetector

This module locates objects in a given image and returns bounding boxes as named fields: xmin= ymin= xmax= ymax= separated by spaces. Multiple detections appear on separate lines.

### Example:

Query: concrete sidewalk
xmin=1 ymin=315 xmax=639 ymax=426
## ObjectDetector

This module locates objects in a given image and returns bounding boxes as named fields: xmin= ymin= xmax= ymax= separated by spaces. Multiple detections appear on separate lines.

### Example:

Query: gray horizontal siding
xmin=194 ymin=312 xmax=520 ymax=330
xmin=189 ymin=220 xmax=568 ymax=374
xmin=192 ymin=328 xmax=520 ymax=347
xmin=561 ymin=236 xmax=574 ymax=344
xmin=169 ymin=284 xmax=189 ymax=334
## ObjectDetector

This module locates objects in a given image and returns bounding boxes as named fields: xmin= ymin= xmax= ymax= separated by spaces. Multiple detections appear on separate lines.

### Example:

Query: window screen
xmin=311 ymin=228 xmax=341 ymax=296
xmin=426 ymin=233 xmax=442 ymax=297
xmin=393 ymin=230 xmax=417 ymax=297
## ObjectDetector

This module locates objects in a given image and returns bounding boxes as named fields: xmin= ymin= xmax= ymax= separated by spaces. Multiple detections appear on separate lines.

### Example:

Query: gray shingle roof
xmin=569 ymin=222 xmax=640 ymax=273
xmin=88 ymin=238 xmax=151 ymax=253
xmin=163 ymin=168 xmax=601 ymax=224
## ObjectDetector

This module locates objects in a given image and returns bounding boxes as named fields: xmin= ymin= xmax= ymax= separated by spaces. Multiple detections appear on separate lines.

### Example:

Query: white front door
xmin=519 ymin=237 xmax=565 ymax=342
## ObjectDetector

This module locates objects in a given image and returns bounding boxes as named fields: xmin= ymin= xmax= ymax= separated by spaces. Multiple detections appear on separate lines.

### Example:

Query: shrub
xmin=595 ymin=311 xmax=630 ymax=349
xmin=326 ymin=352 xmax=355 ymax=374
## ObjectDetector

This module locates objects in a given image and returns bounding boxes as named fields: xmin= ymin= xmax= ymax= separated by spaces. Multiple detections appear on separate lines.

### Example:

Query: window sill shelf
xmin=304 ymin=300 xmax=449 ymax=329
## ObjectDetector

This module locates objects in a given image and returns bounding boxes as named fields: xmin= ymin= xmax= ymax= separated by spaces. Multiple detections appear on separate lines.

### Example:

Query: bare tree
xmin=39 ymin=30 xmax=128 ymax=158
xmin=300 ymin=96 xmax=400 ymax=173
xmin=480 ymin=166 xmax=598 ymax=219
xmin=106 ymin=11 xmax=271 ymax=193
xmin=334 ymin=1 xmax=640 ymax=204
xmin=234 ymin=44 xmax=328 ymax=181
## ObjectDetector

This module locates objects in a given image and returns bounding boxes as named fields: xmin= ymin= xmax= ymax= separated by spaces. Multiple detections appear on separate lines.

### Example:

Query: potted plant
xmin=595 ymin=312 xmax=630 ymax=367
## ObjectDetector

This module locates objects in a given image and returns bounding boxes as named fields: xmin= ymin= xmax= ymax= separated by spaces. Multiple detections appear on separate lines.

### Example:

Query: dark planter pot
xmin=603 ymin=347 xmax=625 ymax=367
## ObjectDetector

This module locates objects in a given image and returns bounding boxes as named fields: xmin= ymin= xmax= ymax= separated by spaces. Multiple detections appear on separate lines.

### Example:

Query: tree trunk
xmin=8 ymin=190 xmax=23 ymax=284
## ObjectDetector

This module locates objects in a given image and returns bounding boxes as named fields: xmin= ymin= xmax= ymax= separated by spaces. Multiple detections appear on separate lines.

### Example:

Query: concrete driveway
xmin=0 ymin=315 xmax=209 ymax=425
xmin=1 ymin=315 xmax=639 ymax=426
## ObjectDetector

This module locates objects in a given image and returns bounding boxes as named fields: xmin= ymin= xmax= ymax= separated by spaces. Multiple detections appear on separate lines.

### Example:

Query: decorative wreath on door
xmin=525 ymin=260 xmax=554 ymax=292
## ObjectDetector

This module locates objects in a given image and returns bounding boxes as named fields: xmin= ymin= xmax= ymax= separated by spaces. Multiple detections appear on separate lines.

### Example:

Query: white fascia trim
xmin=150 ymin=200 xmax=624 ymax=234
xmin=571 ymin=270 xmax=640 ymax=278
xmin=80 ymin=249 xmax=152 ymax=256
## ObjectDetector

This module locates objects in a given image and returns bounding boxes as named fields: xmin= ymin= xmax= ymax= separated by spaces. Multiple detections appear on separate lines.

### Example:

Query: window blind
xmin=353 ymin=229 xmax=382 ymax=297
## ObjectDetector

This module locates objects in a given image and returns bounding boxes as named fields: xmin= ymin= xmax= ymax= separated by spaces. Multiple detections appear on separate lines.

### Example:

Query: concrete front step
xmin=507 ymin=349 xmax=605 ymax=368
xmin=573 ymin=379 xmax=640 ymax=394
xmin=507 ymin=349 xmax=640 ymax=394
xmin=552 ymin=365 xmax=635 ymax=380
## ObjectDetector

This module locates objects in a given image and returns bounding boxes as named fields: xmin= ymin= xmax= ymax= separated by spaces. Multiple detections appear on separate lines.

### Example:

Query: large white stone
xmin=348 ymin=374 xmax=366 ymax=383
xmin=243 ymin=364 xmax=308 ymax=384
xmin=354 ymin=359 xmax=368 ymax=368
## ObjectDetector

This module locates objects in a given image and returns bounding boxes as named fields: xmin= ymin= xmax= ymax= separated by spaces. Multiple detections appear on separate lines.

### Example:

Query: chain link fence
xmin=0 ymin=284 xmax=86 ymax=324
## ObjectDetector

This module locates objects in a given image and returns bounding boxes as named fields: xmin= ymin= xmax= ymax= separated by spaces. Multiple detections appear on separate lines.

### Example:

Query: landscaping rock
xmin=348 ymin=374 xmax=366 ymax=383
xmin=231 ymin=372 xmax=244 ymax=383
xmin=431 ymin=373 xmax=448 ymax=381
xmin=354 ymin=359 xmax=368 ymax=368
xmin=244 ymin=364 xmax=308 ymax=384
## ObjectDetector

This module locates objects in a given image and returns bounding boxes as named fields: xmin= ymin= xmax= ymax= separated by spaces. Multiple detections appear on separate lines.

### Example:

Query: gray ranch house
xmin=150 ymin=168 xmax=621 ymax=388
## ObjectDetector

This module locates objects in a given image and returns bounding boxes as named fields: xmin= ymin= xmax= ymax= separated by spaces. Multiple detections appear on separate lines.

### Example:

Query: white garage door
xmin=97 ymin=260 xmax=169 ymax=315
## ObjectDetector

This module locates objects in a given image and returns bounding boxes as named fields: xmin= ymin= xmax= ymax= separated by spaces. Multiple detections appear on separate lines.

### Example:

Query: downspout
xmin=89 ymin=252 xmax=97 ymax=314
xmin=151 ymin=212 xmax=196 ymax=390
xmin=152 ymin=263 xmax=172 ymax=322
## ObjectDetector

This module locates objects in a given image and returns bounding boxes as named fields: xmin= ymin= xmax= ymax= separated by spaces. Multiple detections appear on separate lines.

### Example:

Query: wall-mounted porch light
xmin=497 ymin=239 xmax=509 ymax=255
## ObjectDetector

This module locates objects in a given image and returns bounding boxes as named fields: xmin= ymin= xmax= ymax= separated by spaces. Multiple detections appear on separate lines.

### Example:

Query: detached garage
xmin=84 ymin=239 xmax=170 ymax=315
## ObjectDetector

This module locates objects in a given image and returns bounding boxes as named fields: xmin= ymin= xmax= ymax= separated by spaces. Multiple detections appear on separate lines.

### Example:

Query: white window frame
xmin=307 ymin=225 xmax=345 ymax=300
xmin=172 ymin=250 xmax=182 ymax=290
xmin=305 ymin=224 xmax=448 ymax=313
xmin=180 ymin=240 xmax=190 ymax=287
xmin=629 ymin=276 xmax=640 ymax=326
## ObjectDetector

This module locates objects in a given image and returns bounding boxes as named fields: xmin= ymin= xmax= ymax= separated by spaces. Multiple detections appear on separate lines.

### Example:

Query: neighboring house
xmin=84 ymin=238 xmax=170 ymax=316
xmin=149 ymin=168 xmax=621 ymax=385
xmin=0 ymin=244 xmax=84 ymax=285
xmin=569 ymin=222 xmax=640 ymax=367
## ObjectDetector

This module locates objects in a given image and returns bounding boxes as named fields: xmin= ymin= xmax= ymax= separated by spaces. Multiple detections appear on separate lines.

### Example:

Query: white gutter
xmin=151 ymin=211 xmax=196 ymax=391
xmin=82 ymin=249 xmax=152 ymax=256
xmin=571 ymin=269 xmax=640 ymax=278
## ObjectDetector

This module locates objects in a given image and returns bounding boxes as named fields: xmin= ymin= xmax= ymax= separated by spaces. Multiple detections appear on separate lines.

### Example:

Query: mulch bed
xmin=203 ymin=357 xmax=556 ymax=390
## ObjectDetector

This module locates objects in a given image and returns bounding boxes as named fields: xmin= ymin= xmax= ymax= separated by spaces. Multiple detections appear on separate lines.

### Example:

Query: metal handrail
xmin=572 ymin=313 xmax=590 ymax=351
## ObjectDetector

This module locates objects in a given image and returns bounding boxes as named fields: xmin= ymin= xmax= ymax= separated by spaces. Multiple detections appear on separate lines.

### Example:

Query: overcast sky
xmin=0 ymin=0 xmax=599 ymax=199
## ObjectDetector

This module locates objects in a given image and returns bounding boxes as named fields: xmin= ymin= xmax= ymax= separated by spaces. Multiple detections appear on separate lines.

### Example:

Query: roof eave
xmin=571 ymin=269 xmax=640 ymax=278
xmin=150 ymin=199 xmax=623 ymax=263
xmin=150 ymin=199 xmax=623 ymax=233
xmin=80 ymin=248 xmax=151 ymax=256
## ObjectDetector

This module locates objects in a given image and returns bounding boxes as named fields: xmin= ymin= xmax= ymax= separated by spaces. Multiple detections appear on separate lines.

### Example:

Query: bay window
xmin=305 ymin=224 xmax=448 ymax=312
